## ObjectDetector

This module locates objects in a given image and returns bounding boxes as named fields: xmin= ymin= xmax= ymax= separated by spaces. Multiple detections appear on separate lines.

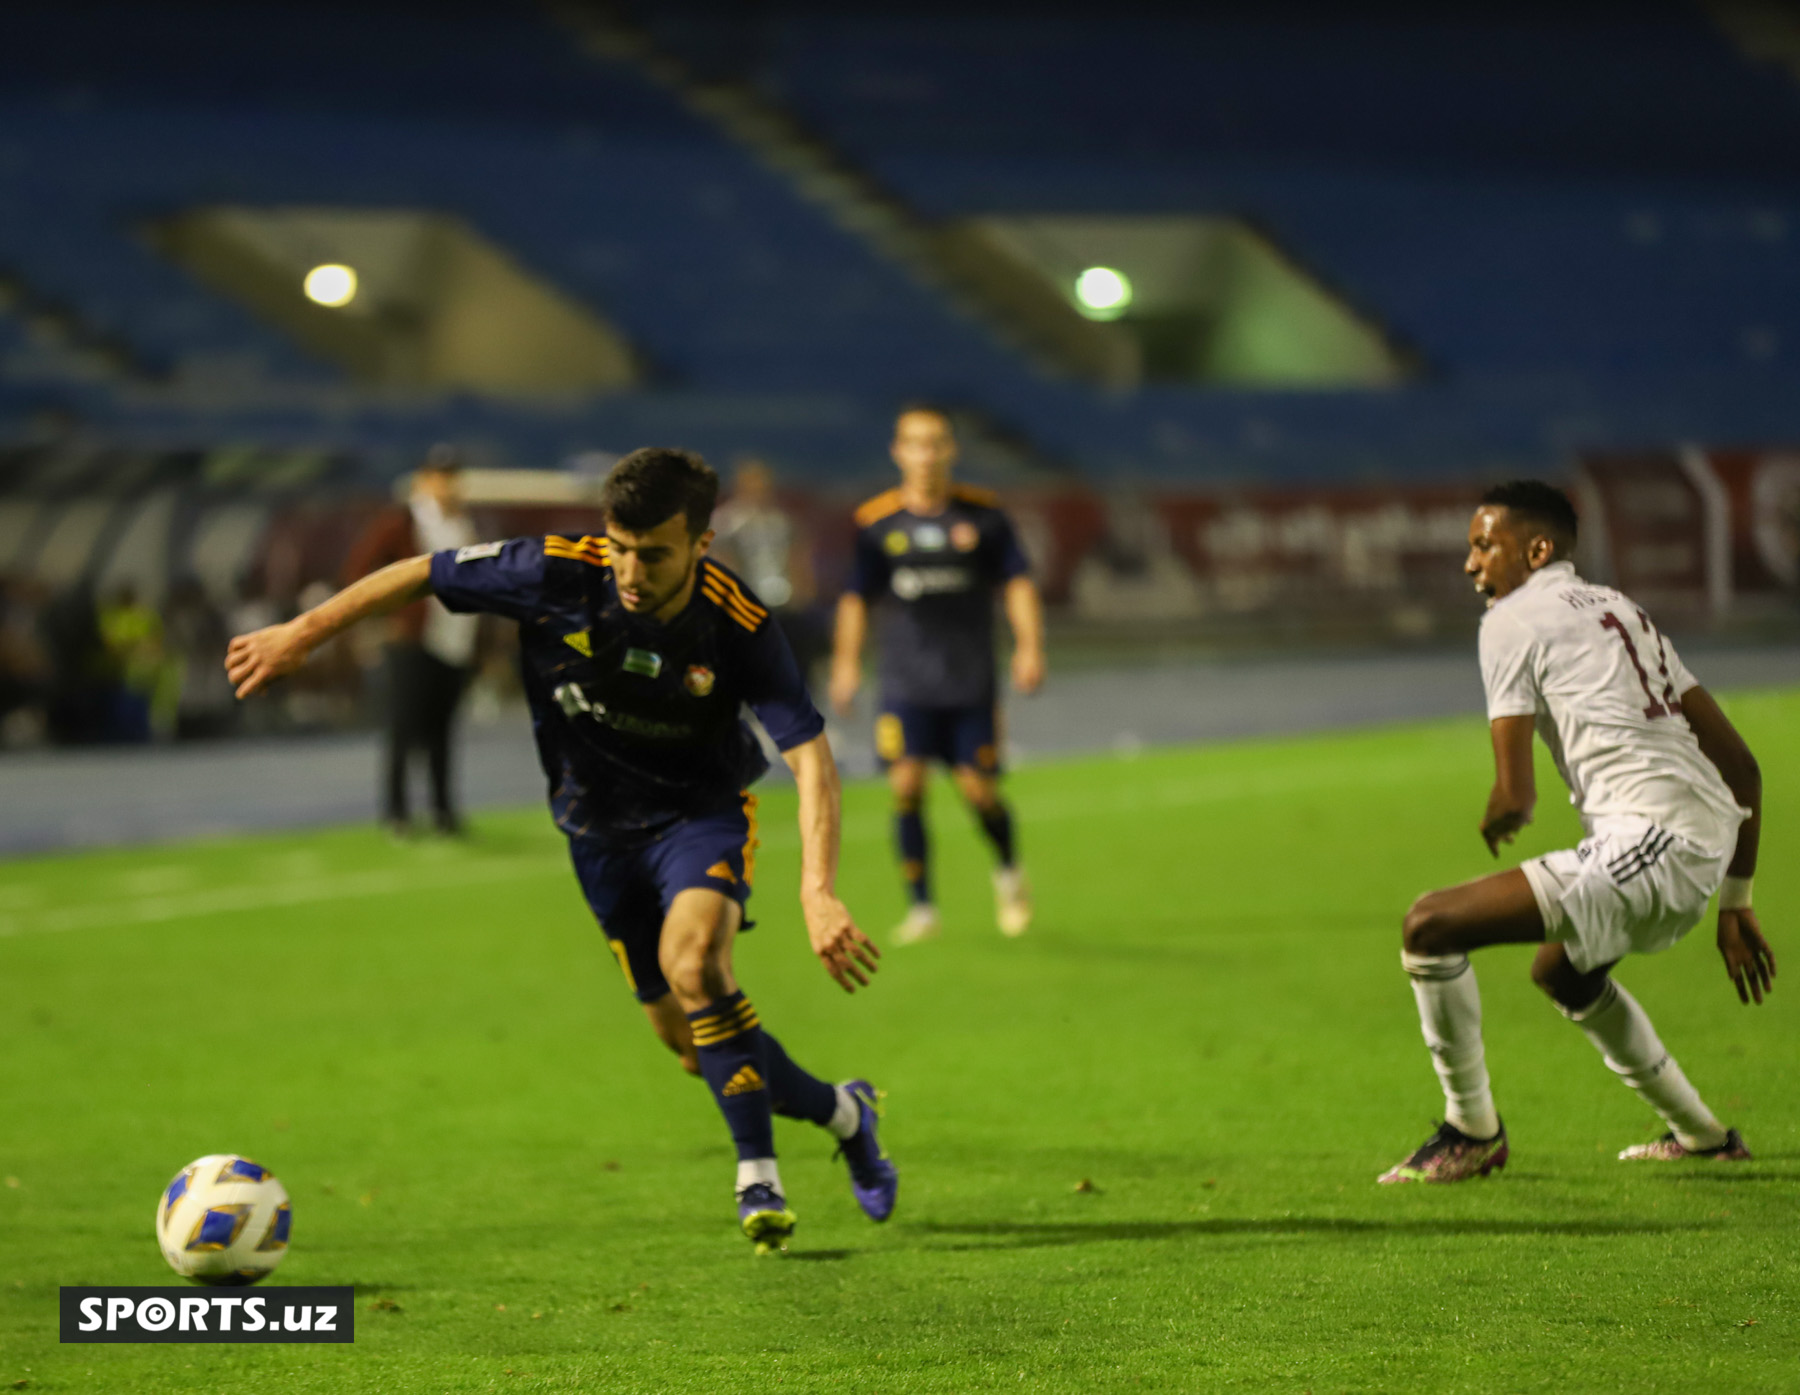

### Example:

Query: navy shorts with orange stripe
xmin=876 ymin=702 xmax=1001 ymax=773
xmin=567 ymin=796 xmax=760 ymax=1003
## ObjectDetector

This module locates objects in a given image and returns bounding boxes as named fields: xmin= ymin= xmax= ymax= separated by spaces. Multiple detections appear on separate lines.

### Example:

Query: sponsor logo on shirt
xmin=891 ymin=565 xmax=973 ymax=600
xmin=913 ymin=523 xmax=948 ymax=551
xmin=454 ymin=541 xmax=505 ymax=563
xmin=685 ymin=664 xmax=715 ymax=696
xmin=622 ymin=648 xmax=663 ymax=678
xmin=552 ymin=682 xmax=692 ymax=739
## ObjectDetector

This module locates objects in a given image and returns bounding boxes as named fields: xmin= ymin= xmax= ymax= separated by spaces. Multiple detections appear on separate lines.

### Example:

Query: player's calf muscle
xmin=643 ymin=998 xmax=701 ymax=1074
xmin=1528 ymin=943 xmax=1613 ymax=1012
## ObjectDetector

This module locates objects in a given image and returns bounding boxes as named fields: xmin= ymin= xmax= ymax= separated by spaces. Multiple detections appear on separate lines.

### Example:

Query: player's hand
xmin=801 ymin=889 xmax=880 ymax=993
xmin=225 ymin=622 xmax=314 ymax=700
xmin=1479 ymin=807 xmax=1530 ymax=857
xmin=1718 ymin=906 xmax=1776 ymax=1005
xmin=827 ymin=664 xmax=861 ymax=717
xmin=1011 ymin=647 xmax=1045 ymax=696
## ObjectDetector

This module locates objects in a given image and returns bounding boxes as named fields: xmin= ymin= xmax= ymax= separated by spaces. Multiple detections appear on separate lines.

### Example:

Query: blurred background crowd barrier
xmin=0 ymin=443 xmax=1794 ymax=749
xmin=2 ymin=0 xmax=1799 ymax=752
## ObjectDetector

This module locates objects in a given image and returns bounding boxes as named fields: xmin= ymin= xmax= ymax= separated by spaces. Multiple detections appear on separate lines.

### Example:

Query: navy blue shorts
xmin=876 ymin=702 xmax=1001 ymax=772
xmin=567 ymin=795 xmax=760 ymax=1003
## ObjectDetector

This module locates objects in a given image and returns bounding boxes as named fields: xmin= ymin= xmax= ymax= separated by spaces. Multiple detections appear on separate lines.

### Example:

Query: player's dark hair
xmin=895 ymin=401 xmax=956 ymax=433
xmin=603 ymin=447 xmax=719 ymax=538
xmin=1480 ymin=479 xmax=1578 ymax=545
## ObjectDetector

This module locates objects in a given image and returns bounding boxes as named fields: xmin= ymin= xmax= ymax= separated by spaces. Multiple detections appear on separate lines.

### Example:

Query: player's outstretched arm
xmin=782 ymin=732 xmax=880 ymax=993
xmin=1682 ymin=685 xmax=1775 ymax=1004
xmin=225 ymin=555 xmax=434 ymax=699
xmin=1004 ymin=575 xmax=1046 ymax=695
xmin=828 ymin=593 xmax=867 ymax=715
xmin=1480 ymin=714 xmax=1537 ymax=856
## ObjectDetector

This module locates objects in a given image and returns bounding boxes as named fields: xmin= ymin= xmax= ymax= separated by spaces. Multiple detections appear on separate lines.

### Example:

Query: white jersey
xmin=1479 ymin=561 xmax=1746 ymax=853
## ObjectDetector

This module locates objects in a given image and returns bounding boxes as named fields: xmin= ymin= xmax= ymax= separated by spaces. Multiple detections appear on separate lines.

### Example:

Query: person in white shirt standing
xmin=344 ymin=444 xmax=480 ymax=836
xmin=1380 ymin=480 xmax=1775 ymax=1184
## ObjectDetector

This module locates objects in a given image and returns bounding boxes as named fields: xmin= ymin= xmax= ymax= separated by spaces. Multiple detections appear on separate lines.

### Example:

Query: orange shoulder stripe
xmin=700 ymin=579 xmax=763 ymax=631
xmin=854 ymin=488 xmax=906 ymax=529
xmin=545 ymin=535 xmax=611 ymax=569
xmin=701 ymin=562 xmax=768 ymax=619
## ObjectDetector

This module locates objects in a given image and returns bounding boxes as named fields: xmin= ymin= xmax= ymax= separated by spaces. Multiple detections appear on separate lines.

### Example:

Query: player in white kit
xmin=1380 ymin=481 xmax=1775 ymax=1183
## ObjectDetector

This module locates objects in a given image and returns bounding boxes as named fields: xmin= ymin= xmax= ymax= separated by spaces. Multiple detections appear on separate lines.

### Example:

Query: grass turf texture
xmin=1 ymin=691 xmax=1796 ymax=1393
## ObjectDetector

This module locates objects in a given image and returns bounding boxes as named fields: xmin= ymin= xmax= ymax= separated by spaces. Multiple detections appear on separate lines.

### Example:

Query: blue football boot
xmin=736 ymin=1182 xmax=796 ymax=1255
xmin=835 ymin=1080 xmax=898 ymax=1222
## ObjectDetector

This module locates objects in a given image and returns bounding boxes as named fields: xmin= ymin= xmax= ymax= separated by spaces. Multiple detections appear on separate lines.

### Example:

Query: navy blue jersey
xmin=430 ymin=536 xmax=823 ymax=843
xmin=848 ymin=485 xmax=1030 ymax=707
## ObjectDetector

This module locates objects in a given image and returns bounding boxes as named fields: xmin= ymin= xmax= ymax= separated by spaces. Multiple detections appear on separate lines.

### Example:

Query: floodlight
xmin=1074 ymin=266 xmax=1132 ymax=319
xmin=303 ymin=264 xmax=358 ymax=307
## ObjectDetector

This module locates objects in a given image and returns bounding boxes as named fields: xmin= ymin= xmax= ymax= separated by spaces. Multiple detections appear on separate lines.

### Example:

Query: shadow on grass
xmin=1649 ymin=1169 xmax=1800 ymax=1184
xmin=913 ymin=1216 xmax=1707 ymax=1251
xmin=786 ymin=1249 xmax=854 ymax=1262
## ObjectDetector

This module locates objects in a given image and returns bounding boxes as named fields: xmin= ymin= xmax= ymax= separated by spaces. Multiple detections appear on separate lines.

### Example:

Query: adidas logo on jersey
xmin=722 ymin=1065 xmax=765 ymax=1097
xmin=705 ymin=860 xmax=736 ymax=883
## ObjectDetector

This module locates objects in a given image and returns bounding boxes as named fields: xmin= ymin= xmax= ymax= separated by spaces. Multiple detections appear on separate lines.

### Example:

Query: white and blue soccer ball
xmin=155 ymin=1154 xmax=292 ymax=1285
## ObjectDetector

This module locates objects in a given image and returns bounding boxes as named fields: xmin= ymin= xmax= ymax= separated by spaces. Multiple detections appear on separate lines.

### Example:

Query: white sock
xmin=1403 ymin=950 xmax=1501 ymax=1140
xmin=826 ymin=1084 xmax=861 ymax=1141
xmin=1561 ymin=980 xmax=1728 ymax=1151
xmin=734 ymin=1157 xmax=782 ymax=1195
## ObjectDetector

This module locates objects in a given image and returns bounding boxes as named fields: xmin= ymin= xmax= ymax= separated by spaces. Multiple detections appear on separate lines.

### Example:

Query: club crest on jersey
xmin=562 ymin=628 xmax=593 ymax=658
xmin=684 ymin=664 xmax=715 ymax=697
xmin=950 ymin=521 xmax=980 ymax=552
xmin=621 ymin=648 xmax=662 ymax=678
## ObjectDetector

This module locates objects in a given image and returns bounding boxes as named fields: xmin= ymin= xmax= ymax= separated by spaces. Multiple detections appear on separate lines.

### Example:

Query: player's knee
xmin=890 ymin=770 xmax=925 ymax=809
xmin=1401 ymin=893 xmax=1457 ymax=956
xmin=659 ymin=947 xmax=707 ymax=1002
xmin=957 ymin=779 xmax=999 ymax=813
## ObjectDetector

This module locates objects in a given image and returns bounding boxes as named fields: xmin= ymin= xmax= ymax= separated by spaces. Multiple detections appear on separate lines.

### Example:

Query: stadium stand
xmin=623 ymin=1 xmax=1800 ymax=467
xmin=0 ymin=2 xmax=1796 ymax=482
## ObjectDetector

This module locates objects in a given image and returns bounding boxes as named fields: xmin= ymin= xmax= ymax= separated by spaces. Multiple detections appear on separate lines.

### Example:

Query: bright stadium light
xmin=303 ymin=263 xmax=358 ymax=307
xmin=1074 ymin=265 xmax=1132 ymax=320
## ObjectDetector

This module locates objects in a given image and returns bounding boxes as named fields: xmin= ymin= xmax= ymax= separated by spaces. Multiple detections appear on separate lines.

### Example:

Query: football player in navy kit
xmin=830 ymin=406 xmax=1046 ymax=944
xmin=226 ymin=448 xmax=894 ymax=1255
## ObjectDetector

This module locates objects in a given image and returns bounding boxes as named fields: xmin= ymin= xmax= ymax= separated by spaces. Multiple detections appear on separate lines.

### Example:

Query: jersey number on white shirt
xmin=1596 ymin=607 xmax=1683 ymax=721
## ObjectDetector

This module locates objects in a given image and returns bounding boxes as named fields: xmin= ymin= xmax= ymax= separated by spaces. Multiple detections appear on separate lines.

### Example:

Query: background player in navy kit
xmin=829 ymin=406 xmax=1046 ymax=944
xmin=226 ymin=448 xmax=895 ymax=1255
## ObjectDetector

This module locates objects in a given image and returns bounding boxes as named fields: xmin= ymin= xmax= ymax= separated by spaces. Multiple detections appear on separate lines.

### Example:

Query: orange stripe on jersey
xmin=544 ymin=535 xmax=610 ymax=568
xmin=853 ymin=487 xmax=906 ymax=529
xmin=701 ymin=563 xmax=768 ymax=620
xmin=701 ymin=580 xmax=763 ymax=631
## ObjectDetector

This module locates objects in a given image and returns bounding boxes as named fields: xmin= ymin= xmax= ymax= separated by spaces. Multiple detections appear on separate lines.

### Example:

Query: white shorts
xmin=1522 ymin=817 xmax=1731 ymax=973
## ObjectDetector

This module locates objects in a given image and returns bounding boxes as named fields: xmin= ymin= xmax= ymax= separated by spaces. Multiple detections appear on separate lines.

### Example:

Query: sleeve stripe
xmin=701 ymin=584 xmax=762 ymax=630
xmin=544 ymin=535 xmax=611 ymax=569
xmin=853 ymin=488 xmax=905 ymax=529
xmin=701 ymin=562 xmax=768 ymax=620
xmin=701 ymin=580 xmax=763 ymax=631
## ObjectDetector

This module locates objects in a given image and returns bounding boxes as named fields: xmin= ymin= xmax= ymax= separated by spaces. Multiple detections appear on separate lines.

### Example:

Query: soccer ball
xmin=155 ymin=1155 xmax=292 ymax=1285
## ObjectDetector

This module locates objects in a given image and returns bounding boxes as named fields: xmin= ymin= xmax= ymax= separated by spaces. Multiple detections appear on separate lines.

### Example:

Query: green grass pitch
xmin=1 ymin=690 xmax=1795 ymax=1393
